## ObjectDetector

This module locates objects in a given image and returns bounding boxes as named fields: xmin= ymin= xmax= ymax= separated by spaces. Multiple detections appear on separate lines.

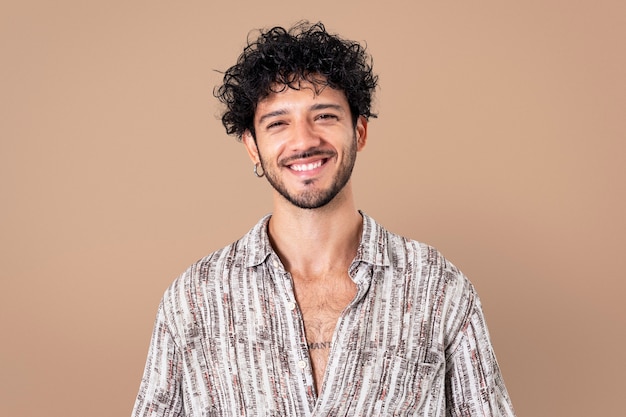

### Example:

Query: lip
xmin=289 ymin=158 xmax=326 ymax=172
xmin=281 ymin=152 xmax=334 ymax=179
xmin=286 ymin=157 xmax=328 ymax=178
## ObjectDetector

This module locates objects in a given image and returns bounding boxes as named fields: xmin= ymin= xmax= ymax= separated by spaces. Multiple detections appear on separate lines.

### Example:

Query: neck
xmin=268 ymin=184 xmax=362 ymax=279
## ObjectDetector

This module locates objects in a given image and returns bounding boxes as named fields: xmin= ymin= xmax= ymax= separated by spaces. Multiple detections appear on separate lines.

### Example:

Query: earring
xmin=253 ymin=163 xmax=265 ymax=178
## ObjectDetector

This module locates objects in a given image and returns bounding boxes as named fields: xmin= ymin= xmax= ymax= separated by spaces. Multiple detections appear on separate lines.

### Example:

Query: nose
xmin=290 ymin=119 xmax=322 ymax=152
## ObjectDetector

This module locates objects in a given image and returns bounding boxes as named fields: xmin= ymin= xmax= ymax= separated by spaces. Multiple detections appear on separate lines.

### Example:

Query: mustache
xmin=279 ymin=148 xmax=336 ymax=165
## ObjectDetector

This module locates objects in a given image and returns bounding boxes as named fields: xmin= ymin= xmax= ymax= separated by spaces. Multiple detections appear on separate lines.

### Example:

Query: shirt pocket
xmin=372 ymin=355 xmax=441 ymax=415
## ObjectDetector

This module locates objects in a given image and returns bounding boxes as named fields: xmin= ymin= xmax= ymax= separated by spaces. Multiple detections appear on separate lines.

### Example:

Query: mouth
xmin=282 ymin=150 xmax=335 ymax=175
xmin=289 ymin=159 xmax=326 ymax=172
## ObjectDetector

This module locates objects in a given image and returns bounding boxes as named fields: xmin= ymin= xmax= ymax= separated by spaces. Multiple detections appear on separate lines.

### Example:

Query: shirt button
xmin=297 ymin=360 xmax=307 ymax=369
xmin=272 ymin=259 xmax=279 ymax=268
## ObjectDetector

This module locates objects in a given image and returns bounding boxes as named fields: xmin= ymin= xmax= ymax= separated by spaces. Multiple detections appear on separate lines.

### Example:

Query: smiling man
xmin=132 ymin=22 xmax=516 ymax=416
xmin=244 ymin=83 xmax=363 ymax=211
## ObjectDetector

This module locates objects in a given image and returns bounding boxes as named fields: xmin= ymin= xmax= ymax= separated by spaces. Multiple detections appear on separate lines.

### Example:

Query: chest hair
xmin=292 ymin=272 xmax=357 ymax=393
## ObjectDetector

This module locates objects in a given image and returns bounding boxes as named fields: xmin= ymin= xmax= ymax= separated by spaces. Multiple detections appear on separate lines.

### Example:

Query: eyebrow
xmin=257 ymin=103 xmax=345 ymax=125
xmin=257 ymin=109 xmax=288 ymax=125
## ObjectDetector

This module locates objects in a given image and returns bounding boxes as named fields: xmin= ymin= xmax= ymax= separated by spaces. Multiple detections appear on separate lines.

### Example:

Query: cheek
xmin=258 ymin=138 xmax=290 ymax=160
xmin=256 ymin=145 xmax=281 ymax=166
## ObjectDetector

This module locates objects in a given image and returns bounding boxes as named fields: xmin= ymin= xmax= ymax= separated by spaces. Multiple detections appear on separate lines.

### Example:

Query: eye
xmin=316 ymin=113 xmax=339 ymax=121
xmin=266 ymin=120 xmax=285 ymax=130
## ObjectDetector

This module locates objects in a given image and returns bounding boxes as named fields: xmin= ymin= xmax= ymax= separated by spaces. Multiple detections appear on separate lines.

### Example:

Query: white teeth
xmin=291 ymin=160 xmax=323 ymax=172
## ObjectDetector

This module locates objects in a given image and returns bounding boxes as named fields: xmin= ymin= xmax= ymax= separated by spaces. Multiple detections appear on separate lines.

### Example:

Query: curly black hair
xmin=214 ymin=21 xmax=378 ymax=140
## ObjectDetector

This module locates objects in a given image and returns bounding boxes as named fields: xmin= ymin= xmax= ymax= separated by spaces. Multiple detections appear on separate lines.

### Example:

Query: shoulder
xmin=375 ymin=221 xmax=477 ymax=339
xmin=363 ymin=213 xmax=466 ymax=281
xmin=380 ymin=222 xmax=472 ymax=292
xmin=157 ymin=243 xmax=235 ymax=328
xmin=160 ymin=215 xmax=271 ymax=319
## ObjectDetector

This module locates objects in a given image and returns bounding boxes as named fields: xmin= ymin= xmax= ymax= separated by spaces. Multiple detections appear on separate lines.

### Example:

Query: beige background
xmin=2 ymin=1 xmax=625 ymax=416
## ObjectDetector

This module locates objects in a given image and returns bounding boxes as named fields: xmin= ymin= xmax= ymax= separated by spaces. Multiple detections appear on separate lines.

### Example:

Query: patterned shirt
xmin=132 ymin=213 xmax=515 ymax=416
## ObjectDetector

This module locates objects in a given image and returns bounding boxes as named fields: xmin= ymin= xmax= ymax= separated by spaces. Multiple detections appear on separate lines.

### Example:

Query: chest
xmin=292 ymin=273 xmax=358 ymax=392
xmin=181 ymin=260 xmax=448 ymax=415
xmin=183 ymin=270 xmax=445 ymax=416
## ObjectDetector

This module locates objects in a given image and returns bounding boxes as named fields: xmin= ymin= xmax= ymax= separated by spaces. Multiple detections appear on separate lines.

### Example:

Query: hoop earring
xmin=253 ymin=163 xmax=265 ymax=178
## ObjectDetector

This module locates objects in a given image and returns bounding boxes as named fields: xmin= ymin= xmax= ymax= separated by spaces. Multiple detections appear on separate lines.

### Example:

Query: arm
xmin=444 ymin=294 xmax=515 ymax=417
xmin=132 ymin=301 xmax=184 ymax=417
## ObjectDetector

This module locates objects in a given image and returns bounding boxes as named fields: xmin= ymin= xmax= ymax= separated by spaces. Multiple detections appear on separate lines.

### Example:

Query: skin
xmin=242 ymin=80 xmax=368 ymax=393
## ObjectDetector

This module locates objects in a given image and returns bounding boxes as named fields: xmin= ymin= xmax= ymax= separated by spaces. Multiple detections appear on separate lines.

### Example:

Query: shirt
xmin=132 ymin=213 xmax=515 ymax=416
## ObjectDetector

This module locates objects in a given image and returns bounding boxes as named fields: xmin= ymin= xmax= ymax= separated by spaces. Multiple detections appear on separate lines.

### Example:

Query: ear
xmin=355 ymin=116 xmax=368 ymax=151
xmin=242 ymin=130 xmax=260 ymax=164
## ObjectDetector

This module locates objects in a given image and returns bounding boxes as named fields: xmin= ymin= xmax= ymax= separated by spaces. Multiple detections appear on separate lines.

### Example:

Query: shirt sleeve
xmin=132 ymin=300 xmax=185 ymax=417
xmin=444 ymin=293 xmax=516 ymax=417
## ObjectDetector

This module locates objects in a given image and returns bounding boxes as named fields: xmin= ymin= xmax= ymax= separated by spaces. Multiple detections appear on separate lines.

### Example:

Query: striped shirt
xmin=132 ymin=213 xmax=515 ymax=416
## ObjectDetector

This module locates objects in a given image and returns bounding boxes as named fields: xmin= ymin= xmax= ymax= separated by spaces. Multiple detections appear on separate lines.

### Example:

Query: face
xmin=243 ymin=81 xmax=367 ymax=210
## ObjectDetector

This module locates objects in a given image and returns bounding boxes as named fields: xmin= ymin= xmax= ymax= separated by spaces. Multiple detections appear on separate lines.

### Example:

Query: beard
xmin=259 ymin=138 xmax=358 ymax=210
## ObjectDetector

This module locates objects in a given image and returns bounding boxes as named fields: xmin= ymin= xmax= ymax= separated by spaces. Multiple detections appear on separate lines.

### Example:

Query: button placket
xmin=277 ymin=267 xmax=315 ymax=395
xmin=280 ymin=269 xmax=298 ymax=313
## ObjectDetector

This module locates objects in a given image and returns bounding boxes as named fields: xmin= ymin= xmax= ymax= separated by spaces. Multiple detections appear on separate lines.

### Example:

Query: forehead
xmin=256 ymin=81 xmax=349 ymax=112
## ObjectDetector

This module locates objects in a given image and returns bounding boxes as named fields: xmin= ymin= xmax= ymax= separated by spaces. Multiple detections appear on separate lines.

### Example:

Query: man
xmin=132 ymin=22 xmax=515 ymax=416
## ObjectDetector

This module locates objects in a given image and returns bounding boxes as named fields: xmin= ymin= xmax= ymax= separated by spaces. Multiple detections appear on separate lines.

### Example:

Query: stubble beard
xmin=260 ymin=140 xmax=358 ymax=210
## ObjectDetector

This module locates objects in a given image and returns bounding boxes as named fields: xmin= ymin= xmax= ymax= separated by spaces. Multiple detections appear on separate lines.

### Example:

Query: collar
xmin=243 ymin=214 xmax=274 ymax=268
xmin=242 ymin=211 xmax=390 ymax=269
xmin=353 ymin=211 xmax=391 ymax=268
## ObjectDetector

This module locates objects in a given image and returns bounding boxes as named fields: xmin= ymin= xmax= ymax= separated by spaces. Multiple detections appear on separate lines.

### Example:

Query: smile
xmin=289 ymin=159 xmax=326 ymax=172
